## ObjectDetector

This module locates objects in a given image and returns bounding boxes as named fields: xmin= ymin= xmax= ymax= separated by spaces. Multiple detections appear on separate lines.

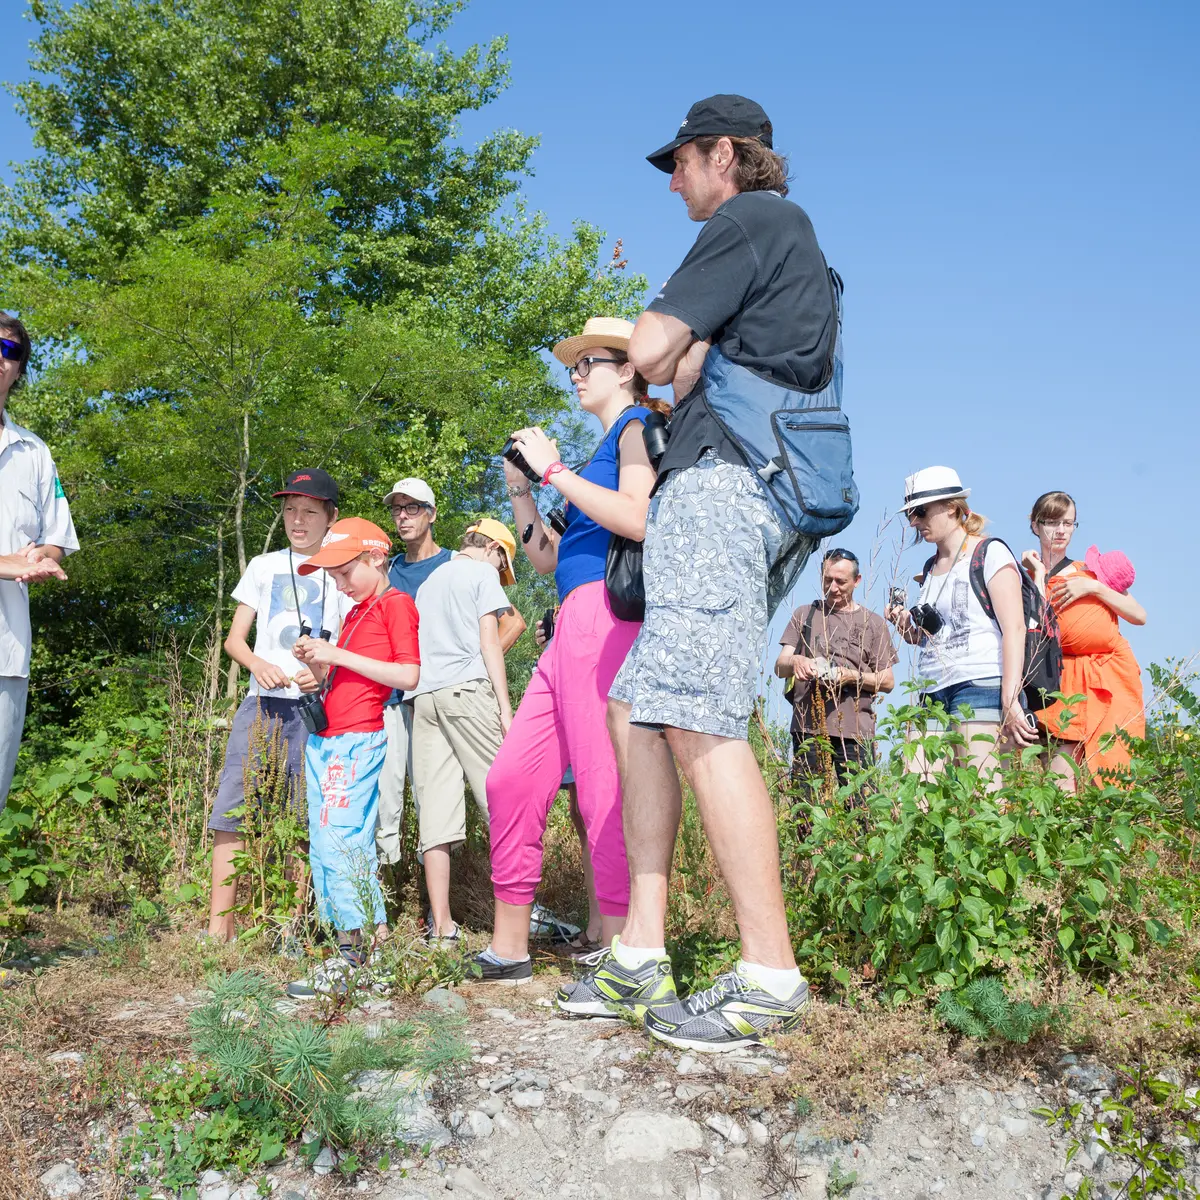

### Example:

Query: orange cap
xmin=296 ymin=518 xmax=392 ymax=574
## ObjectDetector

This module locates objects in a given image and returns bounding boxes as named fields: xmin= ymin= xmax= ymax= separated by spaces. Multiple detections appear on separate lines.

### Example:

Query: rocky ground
xmin=29 ymin=967 xmax=1192 ymax=1200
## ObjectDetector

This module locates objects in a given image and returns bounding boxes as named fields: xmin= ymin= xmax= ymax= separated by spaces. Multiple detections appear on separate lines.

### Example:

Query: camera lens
xmin=642 ymin=411 xmax=670 ymax=468
xmin=501 ymin=438 xmax=541 ymax=484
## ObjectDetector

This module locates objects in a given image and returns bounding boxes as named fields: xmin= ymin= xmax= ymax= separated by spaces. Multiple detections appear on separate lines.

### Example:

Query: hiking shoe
xmin=555 ymin=945 xmax=677 ymax=1020
xmin=643 ymin=968 xmax=810 ymax=1052
xmin=529 ymin=903 xmax=580 ymax=944
xmin=286 ymin=947 xmax=379 ymax=999
xmin=465 ymin=951 xmax=532 ymax=986
xmin=423 ymin=923 xmax=461 ymax=951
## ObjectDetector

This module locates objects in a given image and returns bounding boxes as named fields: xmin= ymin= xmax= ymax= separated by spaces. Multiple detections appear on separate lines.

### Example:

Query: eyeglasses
xmin=1037 ymin=519 xmax=1079 ymax=531
xmin=908 ymin=505 xmax=929 ymax=520
xmin=568 ymin=356 xmax=623 ymax=379
xmin=0 ymin=338 xmax=23 ymax=362
xmin=389 ymin=501 xmax=431 ymax=517
xmin=823 ymin=547 xmax=859 ymax=566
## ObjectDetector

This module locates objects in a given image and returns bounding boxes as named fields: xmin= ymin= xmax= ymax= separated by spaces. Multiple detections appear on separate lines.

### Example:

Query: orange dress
xmin=1040 ymin=562 xmax=1145 ymax=776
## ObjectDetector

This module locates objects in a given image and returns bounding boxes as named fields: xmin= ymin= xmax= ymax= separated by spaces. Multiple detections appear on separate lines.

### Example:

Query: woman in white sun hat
xmin=469 ymin=317 xmax=669 ymax=986
xmin=885 ymin=466 xmax=1038 ymax=781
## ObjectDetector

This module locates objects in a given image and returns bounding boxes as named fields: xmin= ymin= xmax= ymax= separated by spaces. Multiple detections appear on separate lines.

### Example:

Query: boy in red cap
xmin=285 ymin=518 xmax=420 ymax=996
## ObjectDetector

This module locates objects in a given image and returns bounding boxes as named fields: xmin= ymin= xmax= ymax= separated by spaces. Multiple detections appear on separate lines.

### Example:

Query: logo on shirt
xmin=53 ymin=476 xmax=65 ymax=499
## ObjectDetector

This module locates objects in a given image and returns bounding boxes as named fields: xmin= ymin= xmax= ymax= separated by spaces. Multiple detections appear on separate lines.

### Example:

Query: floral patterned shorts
xmin=610 ymin=452 xmax=815 ymax=740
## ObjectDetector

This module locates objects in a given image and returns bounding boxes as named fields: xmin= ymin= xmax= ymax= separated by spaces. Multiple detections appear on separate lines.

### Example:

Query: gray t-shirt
xmin=407 ymin=557 xmax=510 ymax=697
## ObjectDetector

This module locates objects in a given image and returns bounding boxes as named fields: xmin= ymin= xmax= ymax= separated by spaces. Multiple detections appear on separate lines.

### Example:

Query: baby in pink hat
xmin=1084 ymin=545 xmax=1136 ymax=594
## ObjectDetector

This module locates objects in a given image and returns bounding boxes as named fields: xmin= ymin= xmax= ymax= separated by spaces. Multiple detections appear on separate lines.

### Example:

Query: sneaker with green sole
xmin=555 ymin=945 xmax=677 ymax=1020
xmin=642 ymin=968 xmax=809 ymax=1052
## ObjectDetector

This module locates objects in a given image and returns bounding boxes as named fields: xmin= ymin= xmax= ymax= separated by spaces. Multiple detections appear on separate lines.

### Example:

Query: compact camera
xmin=539 ymin=607 xmax=556 ymax=643
xmin=501 ymin=437 xmax=542 ymax=485
xmin=642 ymin=411 xmax=670 ymax=469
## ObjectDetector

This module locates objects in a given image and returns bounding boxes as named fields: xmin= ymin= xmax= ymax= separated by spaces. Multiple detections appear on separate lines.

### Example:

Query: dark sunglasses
xmin=568 ymin=356 xmax=623 ymax=379
xmin=823 ymin=547 xmax=859 ymax=566
xmin=908 ymin=505 xmax=929 ymax=519
xmin=0 ymin=337 xmax=23 ymax=363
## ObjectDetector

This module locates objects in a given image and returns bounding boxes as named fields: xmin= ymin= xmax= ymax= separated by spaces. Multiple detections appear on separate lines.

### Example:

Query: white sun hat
xmin=900 ymin=466 xmax=971 ymax=512
xmin=551 ymin=317 xmax=635 ymax=367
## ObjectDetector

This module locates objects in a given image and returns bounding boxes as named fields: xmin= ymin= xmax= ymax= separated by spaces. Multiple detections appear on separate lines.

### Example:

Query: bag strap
xmin=1047 ymin=557 xmax=1072 ymax=581
xmin=968 ymin=537 xmax=999 ymax=620
xmin=800 ymin=601 xmax=822 ymax=653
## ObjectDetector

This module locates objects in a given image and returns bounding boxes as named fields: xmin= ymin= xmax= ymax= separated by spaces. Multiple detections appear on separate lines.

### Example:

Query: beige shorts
xmin=411 ymin=679 xmax=502 ymax=852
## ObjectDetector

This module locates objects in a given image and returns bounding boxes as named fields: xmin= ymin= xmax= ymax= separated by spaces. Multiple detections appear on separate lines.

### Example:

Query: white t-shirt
xmin=916 ymin=541 xmax=1018 ymax=691
xmin=407 ymin=557 xmax=511 ymax=698
xmin=0 ymin=418 xmax=80 ymax=678
xmin=231 ymin=549 xmax=353 ymax=700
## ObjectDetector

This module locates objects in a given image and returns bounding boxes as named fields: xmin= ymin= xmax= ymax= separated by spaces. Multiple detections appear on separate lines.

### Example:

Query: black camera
xmin=298 ymin=622 xmax=332 ymax=642
xmin=547 ymin=507 xmax=567 ymax=536
xmin=642 ymin=410 xmax=670 ymax=469
xmin=539 ymin=607 xmax=556 ymax=643
xmin=908 ymin=603 xmax=944 ymax=636
xmin=297 ymin=692 xmax=329 ymax=735
xmin=501 ymin=437 xmax=541 ymax=485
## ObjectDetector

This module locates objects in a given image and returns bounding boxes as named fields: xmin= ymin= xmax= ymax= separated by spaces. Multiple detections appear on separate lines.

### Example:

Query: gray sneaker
xmin=556 ymin=946 xmax=677 ymax=1020
xmin=642 ymin=968 xmax=810 ymax=1052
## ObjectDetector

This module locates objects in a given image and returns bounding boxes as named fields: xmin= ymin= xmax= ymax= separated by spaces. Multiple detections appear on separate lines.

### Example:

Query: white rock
xmin=748 ymin=1119 xmax=769 ymax=1145
xmin=1064 ymin=1171 xmax=1083 ymax=1193
xmin=971 ymin=1122 xmax=989 ymax=1147
xmin=478 ymin=1094 xmax=504 ymax=1117
xmin=704 ymin=1113 xmax=747 ymax=1146
xmin=603 ymin=1111 xmax=705 ymax=1163
xmin=987 ymin=1125 xmax=1009 ymax=1149
xmin=312 ymin=1146 xmax=337 ymax=1175
xmin=485 ymin=1008 xmax=516 ymax=1022
xmin=725 ymin=1147 xmax=750 ymax=1165
xmin=1002 ymin=1115 xmax=1030 ymax=1138
xmin=608 ymin=1067 xmax=626 ymax=1082
xmin=511 ymin=1089 xmax=544 ymax=1109
xmin=201 ymin=1186 xmax=232 ymax=1200
xmin=676 ymin=1054 xmax=709 ymax=1076
xmin=47 ymin=1051 xmax=85 ymax=1066
xmin=447 ymin=1165 xmax=499 ymax=1199
xmin=675 ymin=1082 xmax=712 ymax=1102
xmin=462 ymin=1110 xmax=494 ymax=1139
xmin=684 ymin=1179 xmax=723 ymax=1200
xmin=492 ymin=1112 xmax=520 ymax=1138
xmin=918 ymin=1133 xmax=937 ymax=1150
xmin=39 ymin=1165 xmax=85 ymax=1199
xmin=580 ymin=1089 xmax=610 ymax=1105
xmin=200 ymin=1172 xmax=225 ymax=1187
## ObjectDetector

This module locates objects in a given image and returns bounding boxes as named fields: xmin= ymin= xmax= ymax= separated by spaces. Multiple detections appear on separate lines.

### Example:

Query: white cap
xmin=382 ymin=477 xmax=436 ymax=508
xmin=900 ymin=466 xmax=970 ymax=512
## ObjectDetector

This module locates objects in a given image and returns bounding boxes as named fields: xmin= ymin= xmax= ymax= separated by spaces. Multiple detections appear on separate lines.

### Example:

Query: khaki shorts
xmin=410 ymin=680 xmax=502 ymax=851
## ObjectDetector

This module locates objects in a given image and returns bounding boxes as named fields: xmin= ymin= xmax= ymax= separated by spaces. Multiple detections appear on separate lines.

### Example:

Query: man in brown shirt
xmin=775 ymin=548 xmax=898 ymax=787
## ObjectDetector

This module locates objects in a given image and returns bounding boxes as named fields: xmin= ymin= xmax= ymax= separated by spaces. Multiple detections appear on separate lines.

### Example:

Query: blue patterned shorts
xmin=610 ymin=452 xmax=815 ymax=740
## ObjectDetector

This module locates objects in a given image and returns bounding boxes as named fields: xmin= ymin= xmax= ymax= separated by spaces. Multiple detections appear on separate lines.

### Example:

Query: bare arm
xmin=17 ymin=543 xmax=67 ymax=565
xmin=629 ymin=311 xmax=698 ymax=386
xmin=841 ymin=666 xmax=895 ymax=695
xmin=774 ymin=642 xmax=798 ymax=679
xmin=989 ymin=564 xmax=1038 ymax=746
xmin=479 ymin=612 xmax=513 ymax=734
xmin=223 ymin=604 xmax=289 ymax=692
xmin=1101 ymin=586 xmax=1147 ymax=626
xmin=506 ymin=460 xmax=558 ymax=577
xmin=885 ymin=603 xmax=926 ymax=645
xmin=497 ymin=605 xmax=527 ymax=652
xmin=293 ymin=636 xmax=419 ymax=693
xmin=0 ymin=553 xmax=67 ymax=583
xmin=546 ymin=422 xmax=655 ymax=542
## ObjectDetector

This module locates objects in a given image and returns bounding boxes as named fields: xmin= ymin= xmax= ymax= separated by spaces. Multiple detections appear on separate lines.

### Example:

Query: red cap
xmin=297 ymin=518 xmax=392 ymax=574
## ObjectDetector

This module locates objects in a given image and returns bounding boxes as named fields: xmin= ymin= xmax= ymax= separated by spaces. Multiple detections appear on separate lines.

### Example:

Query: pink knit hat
xmin=1084 ymin=545 xmax=1135 ymax=593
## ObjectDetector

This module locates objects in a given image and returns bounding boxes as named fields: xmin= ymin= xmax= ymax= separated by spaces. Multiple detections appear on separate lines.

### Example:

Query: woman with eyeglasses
xmin=468 ymin=317 xmax=671 ymax=985
xmin=1022 ymin=491 xmax=1145 ymax=782
xmin=885 ymin=466 xmax=1038 ymax=780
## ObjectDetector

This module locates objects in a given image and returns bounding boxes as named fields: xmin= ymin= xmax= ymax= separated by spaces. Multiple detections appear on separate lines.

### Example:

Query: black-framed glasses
xmin=1037 ymin=519 xmax=1079 ymax=531
xmin=568 ymin=356 xmax=623 ymax=379
xmin=389 ymin=501 xmax=432 ymax=517
xmin=0 ymin=337 xmax=23 ymax=362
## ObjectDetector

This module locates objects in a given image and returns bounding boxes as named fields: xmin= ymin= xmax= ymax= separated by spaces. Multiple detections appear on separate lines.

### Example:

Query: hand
xmin=293 ymin=667 xmax=320 ymax=694
xmin=294 ymin=636 xmax=340 ymax=668
xmin=15 ymin=557 xmax=68 ymax=584
xmin=791 ymin=655 xmax=818 ymax=681
xmin=250 ymin=657 xmax=291 ymax=691
xmin=885 ymin=604 xmax=909 ymax=631
xmin=1048 ymin=574 xmax=1097 ymax=609
xmin=499 ymin=707 xmax=513 ymax=736
xmin=502 ymin=456 xmax=532 ymax=489
xmin=1021 ymin=549 xmax=1045 ymax=584
xmin=534 ymin=624 xmax=548 ymax=648
xmin=17 ymin=542 xmax=48 ymax=564
xmin=510 ymin=427 xmax=561 ymax=480
xmin=835 ymin=666 xmax=860 ymax=688
xmin=1002 ymin=703 xmax=1040 ymax=748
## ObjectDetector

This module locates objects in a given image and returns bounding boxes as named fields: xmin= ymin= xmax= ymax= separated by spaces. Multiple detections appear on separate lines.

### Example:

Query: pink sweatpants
xmin=487 ymin=581 xmax=639 ymax=916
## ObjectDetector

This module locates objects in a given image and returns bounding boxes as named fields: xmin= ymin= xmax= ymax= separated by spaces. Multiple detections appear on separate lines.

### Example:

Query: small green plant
xmin=1033 ymin=1062 xmax=1200 ymax=1200
xmin=935 ymin=976 xmax=1060 ymax=1043
xmin=826 ymin=1157 xmax=858 ymax=1197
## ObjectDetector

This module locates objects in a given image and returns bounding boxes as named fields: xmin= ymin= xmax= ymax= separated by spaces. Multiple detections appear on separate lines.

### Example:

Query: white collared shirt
xmin=0 ymin=415 xmax=79 ymax=678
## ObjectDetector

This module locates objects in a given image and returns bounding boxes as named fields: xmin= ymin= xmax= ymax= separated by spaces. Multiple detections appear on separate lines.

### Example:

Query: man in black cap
xmin=561 ymin=96 xmax=844 ymax=1049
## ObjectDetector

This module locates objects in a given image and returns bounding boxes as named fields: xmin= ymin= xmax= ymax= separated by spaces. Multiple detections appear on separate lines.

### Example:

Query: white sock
xmin=738 ymin=959 xmax=802 ymax=1000
xmin=612 ymin=937 xmax=666 ymax=970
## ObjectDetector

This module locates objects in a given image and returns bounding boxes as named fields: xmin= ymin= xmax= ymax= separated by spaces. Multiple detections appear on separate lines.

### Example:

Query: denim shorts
xmin=922 ymin=677 xmax=1003 ymax=723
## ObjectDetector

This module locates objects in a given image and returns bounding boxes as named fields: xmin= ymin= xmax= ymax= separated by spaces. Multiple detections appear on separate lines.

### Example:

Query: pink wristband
xmin=542 ymin=461 xmax=568 ymax=487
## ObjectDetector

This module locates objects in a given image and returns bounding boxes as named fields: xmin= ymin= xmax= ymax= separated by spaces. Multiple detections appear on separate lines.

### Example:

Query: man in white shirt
xmin=0 ymin=314 xmax=78 ymax=809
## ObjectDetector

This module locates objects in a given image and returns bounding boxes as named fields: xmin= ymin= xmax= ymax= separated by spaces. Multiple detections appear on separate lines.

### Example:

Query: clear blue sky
xmin=3 ymin=0 xmax=1198 ymax=718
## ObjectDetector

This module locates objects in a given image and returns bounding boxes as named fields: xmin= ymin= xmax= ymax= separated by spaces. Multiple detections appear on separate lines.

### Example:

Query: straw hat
xmin=552 ymin=317 xmax=635 ymax=367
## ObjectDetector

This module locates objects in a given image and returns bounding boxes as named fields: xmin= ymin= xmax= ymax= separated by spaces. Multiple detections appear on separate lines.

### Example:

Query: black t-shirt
xmin=650 ymin=190 xmax=836 ymax=479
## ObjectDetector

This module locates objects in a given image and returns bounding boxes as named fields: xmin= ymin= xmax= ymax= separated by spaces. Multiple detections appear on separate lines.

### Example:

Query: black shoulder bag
xmin=604 ymin=413 xmax=647 ymax=622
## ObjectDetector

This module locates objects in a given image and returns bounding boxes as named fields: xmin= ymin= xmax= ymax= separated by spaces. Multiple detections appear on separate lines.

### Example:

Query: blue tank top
xmin=554 ymin=406 xmax=651 ymax=603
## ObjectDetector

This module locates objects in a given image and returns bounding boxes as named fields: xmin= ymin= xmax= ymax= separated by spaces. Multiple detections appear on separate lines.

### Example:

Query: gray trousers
xmin=376 ymin=701 xmax=414 ymax=866
xmin=0 ymin=675 xmax=30 ymax=812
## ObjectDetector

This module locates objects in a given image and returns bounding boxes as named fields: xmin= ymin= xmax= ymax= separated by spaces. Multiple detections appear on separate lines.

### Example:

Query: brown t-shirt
xmin=780 ymin=603 xmax=898 ymax=740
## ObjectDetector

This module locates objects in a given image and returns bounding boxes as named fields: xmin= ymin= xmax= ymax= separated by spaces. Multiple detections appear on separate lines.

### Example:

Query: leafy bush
xmin=782 ymin=693 xmax=1199 ymax=1002
xmin=935 ymin=976 xmax=1060 ymax=1043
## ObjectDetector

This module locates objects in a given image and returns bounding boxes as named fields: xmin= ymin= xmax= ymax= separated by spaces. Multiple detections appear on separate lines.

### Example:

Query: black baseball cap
xmin=646 ymin=94 xmax=773 ymax=173
xmin=273 ymin=468 xmax=339 ymax=504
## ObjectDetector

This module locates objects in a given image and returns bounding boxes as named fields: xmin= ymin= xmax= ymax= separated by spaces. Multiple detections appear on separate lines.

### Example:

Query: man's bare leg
xmin=606 ymin=700 xmax=682 ymax=950
xmin=664 ymin=726 xmax=795 ymax=970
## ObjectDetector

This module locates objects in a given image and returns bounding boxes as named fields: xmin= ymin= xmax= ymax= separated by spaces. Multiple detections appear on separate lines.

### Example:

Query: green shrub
xmin=935 ymin=976 xmax=1060 ymax=1043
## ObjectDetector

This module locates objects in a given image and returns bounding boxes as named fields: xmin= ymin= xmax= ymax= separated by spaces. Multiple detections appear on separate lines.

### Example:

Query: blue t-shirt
xmin=554 ymin=407 xmax=651 ymax=603
xmin=385 ymin=547 xmax=452 ymax=703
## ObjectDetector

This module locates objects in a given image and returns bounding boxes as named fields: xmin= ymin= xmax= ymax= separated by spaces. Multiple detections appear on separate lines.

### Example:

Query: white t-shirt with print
xmin=916 ymin=541 xmax=1019 ymax=691
xmin=231 ymin=549 xmax=353 ymax=700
